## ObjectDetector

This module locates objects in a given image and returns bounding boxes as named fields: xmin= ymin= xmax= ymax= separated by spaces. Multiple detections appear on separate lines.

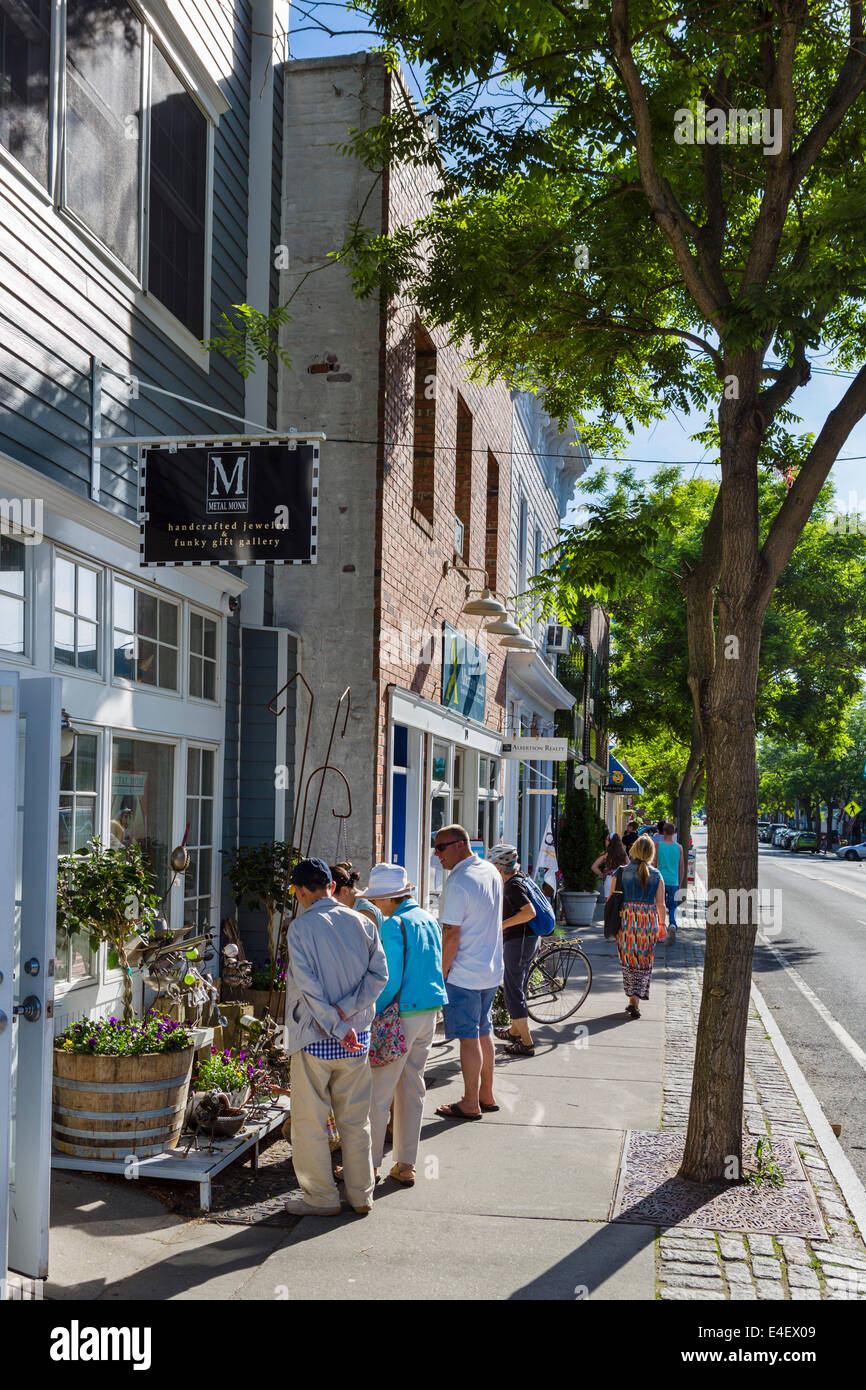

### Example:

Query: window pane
xmin=54 ymin=930 xmax=68 ymax=985
xmin=137 ymin=591 xmax=156 ymax=638
xmin=59 ymin=797 xmax=73 ymax=855
xmin=73 ymin=802 xmax=95 ymax=852
xmin=477 ymin=800 xmax=485 ymax=841
xmin=200 ymin=748 xmax=214 ymax=796
xmin=113 ymin=630 xmax=135 ymax=679
xmin=198 ymin=797 xmax=212 ymax=845
xmin=201 ymin=659 xmax=215 ymax=701
xmin=189 ymin=654 xmax=202 ymax=699
xmin=69 ymin=936 xmax=92 ymax=981
xmin=136 ymin=637 xmax=156 ymax=685
xmin=184 ymin=798 xmax=199 ymax=847
xmin=0 ymin=594 xmax=24 ymax=654
xmin=111 ymin=736 xmax=174 ymax=890
xmin=197 ymin=849 xmax=211 ymax=898
xmin=78 ymin=566 xmax=97 ymax=620
xmin=158 ymin=599 xmax=177 ymax=646
xmin=75 ymin=734 xmax=98 ymax=791
xmin=113 ymin=578 xmax=134 ymax=632
xmin=202 ymin=618 xmax=216 ymax=659
xmin=0 ymin=535 xmax=25 ymax=596
xmin=157 ymin=643 xmax=177 ymax=690
xmin=54 ymin=613 xmax=76 ymax=666
xmin=77 ymin=620 xmax=98 ymax=671
xmin=0 ymin=0 xmax=50 ymax=186
xmin=55 ymin=556 xmax=75 ymax=613
xmin=148 ymin=43 xmax=207 ymax=336
xmin=65 ymin=1 xmax=142 ymax=270
xmin=189 ymin=611 xmax=201 ymax=654
xmin=187 ymin=745 xmax=200 ymax=795
xmin=479 ymin=756 xmax=488 ymax=790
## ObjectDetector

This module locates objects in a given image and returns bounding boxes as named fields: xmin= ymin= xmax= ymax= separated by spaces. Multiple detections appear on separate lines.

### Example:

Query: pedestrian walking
xmin=432 ymin=824 xmax=504 ymax=1120
xmin=621 ymin=818 xmax=639 ymax=853
xmin=331 ymin=860 xmax=384 ymax=931
xmin=591 ymin=832 xmax=629 ymax=900
xmin=617 ymin=835 xmax=666 ymax=1019
xmin=486 ymin=844 xmax=540 ymax=1057
xmin=655 ymin=821 xmax=684 ymax=943
xmin=362 ymin=863 xmax=447 ymax=1185
xmin=281 ymin=857 xmax=388 ymax=1217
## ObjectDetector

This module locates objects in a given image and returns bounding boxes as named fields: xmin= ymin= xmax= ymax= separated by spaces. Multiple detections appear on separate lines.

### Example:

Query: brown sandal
xmin=388 ymin=1163 xmax=415 ymax=1186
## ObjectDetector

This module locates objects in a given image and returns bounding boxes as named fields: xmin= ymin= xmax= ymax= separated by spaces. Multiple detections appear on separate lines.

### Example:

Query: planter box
xmin=559 ymin=891 xmax=598 ymax=928
xmin=53 ymin=1045 xmax=195 ymax=1160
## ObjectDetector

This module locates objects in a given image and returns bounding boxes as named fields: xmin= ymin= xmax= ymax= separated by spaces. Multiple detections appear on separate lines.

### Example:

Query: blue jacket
xmin=375 ymin=898 xmax=448 ymax=1016
xmin=284 ymin=896 xmax=388 ymax=1053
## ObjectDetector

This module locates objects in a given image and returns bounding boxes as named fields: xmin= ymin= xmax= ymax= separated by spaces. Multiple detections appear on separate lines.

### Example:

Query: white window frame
xmin=111 ymin=574 xmax=182 ymax=698
xmin=187 ymin=606 xmax=219 ymax=705
xmin=55 ymin=723 xmax=102 ymax=995
xmin=52 ymin=548 xmax=102 ymax=679
xmin=0 ymin=0 xmax=220 ymax=366
xmin=183 ymin=742 xmax=219 ymax=935
xmin=0 ymin=532 xmax=34 ymax=665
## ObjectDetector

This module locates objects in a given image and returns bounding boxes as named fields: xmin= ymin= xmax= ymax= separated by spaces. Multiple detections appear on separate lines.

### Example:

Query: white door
xmin=0 ymin=671 xmax=19 ymax=1292
xmin=6 ymin=675 xmax=62 ymax=1281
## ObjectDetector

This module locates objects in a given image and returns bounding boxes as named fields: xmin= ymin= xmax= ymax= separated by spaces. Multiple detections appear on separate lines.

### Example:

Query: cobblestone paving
xmin=657 ymin=891 xmax=866 ymax=1301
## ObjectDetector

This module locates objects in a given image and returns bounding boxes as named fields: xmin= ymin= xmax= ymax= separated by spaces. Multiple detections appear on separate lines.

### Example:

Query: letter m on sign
xmin=211 ymin=454 xmax=246 ymax=496
xmin=207 ymin=449 xmax=249 ymax=513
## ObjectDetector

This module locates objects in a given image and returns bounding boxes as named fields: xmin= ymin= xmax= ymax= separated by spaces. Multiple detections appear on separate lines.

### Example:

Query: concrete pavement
xmin=46 ymin=927 xmax=660 ymax=1301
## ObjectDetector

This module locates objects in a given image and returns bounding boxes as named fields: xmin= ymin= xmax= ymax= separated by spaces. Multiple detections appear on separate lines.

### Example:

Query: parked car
xmin=789 ymin=830 xmax=818 ymax=853
xmin=758 ymin=821 xmax=774 ymax=843
xmin=836 ymin=841 xmax=866 ymax=862
xmin=771 ymin=826 xmax=790 ymax=846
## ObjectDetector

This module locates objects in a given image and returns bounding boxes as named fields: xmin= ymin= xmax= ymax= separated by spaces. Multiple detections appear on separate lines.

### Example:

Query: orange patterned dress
xmin=617 ymin=864 xmax=661 ymax=1000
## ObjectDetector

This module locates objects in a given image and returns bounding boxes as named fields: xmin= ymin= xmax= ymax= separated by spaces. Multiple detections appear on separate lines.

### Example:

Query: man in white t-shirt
xmin=432 ymin=824 xmax=504 ymax=1120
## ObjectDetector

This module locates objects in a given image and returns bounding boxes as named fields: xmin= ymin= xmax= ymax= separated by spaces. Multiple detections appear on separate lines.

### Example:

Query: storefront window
xmin=113 ymin=580 xmax=179 ymax=690
xmin=189 ymin=611 xmax=217 ymax=700
xmin=56 ymin=731 xmax=99 ymax=986
xmin=110 ymin=736 xmax=174 ymax=898
xmin=54 ymin=554 xmax=99 ymax=671
xmin=0 ymin=536 xmax=26 ymax=654
xmin=184 ymin=746 xmax=215 ymax=930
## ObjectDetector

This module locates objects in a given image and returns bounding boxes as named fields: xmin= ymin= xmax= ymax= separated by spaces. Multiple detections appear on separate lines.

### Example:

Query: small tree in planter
xmin=221 ymin=841 xmax=300 ymax=966
xmin=57 ymin=839 xmax=164 ymax=1022
xmin=558 ymin=790 xmax=607 ymax=926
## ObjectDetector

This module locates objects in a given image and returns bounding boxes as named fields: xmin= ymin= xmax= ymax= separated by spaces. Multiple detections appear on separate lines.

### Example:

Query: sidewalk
xmin=45 ymin=887 xmax=866 ymax=1300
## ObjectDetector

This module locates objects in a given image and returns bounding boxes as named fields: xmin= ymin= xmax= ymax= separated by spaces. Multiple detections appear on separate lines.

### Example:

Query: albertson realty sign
xmin=140 ymin=438 xmax=319 ymax=566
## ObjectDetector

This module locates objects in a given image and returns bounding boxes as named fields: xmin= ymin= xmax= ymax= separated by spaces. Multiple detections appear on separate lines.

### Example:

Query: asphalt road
xmin=692 ymin=827 xmax=866 ymax=1189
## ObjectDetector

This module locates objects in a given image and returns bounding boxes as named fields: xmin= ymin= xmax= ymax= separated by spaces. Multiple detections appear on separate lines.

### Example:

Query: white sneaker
xmin=284 ymin=1191 xmax=341 ymax=1217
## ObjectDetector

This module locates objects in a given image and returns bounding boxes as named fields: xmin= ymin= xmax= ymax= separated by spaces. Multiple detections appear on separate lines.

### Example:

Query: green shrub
xmin=558 ymin=789 xmax=607 ymax=891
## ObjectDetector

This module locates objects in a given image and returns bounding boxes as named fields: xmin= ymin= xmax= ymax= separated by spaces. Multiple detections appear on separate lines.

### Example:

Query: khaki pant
xmin=370 ymin=1011 xmax=436 ymax=1169
xmin=289 ymin=1049 xmax=374 ymax=1210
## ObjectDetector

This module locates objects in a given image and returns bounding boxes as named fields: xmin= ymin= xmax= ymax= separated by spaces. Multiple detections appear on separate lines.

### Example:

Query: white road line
xmin=755 ymin=936 xmax=866 ymax=1074
xmin=694 ymin=868 xmax=866 ymax=1074
xmin=775 ymin=862 xmax=866 ymax=903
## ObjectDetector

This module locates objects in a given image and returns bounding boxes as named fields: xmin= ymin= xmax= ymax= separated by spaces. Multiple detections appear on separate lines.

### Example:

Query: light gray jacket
xmin=283 ymin=895 xmax=389 ymax=1054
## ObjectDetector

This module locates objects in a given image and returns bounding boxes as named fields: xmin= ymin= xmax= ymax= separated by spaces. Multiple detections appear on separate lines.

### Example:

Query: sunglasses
xmin=433 ymin=839 xmax=462 ymax=854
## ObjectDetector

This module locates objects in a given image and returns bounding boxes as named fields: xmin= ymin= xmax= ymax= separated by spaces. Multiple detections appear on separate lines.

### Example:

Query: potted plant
xmin=191 ymin=1047 xmax=269 ymax=1109
xmin=53 ymin=1013 xmax=194 ymax=1159
xmin=558 ymin=789 xmax=607 ymax=927
xmin=53 ymin=841 xmax=196 ymax=1159
xmin=221 ymin=841 xmax=299 ymax=1002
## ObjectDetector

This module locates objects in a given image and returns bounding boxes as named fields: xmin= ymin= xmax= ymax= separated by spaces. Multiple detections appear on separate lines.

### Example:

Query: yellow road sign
xmin=845 ymin=800 xmax=861 ymax=817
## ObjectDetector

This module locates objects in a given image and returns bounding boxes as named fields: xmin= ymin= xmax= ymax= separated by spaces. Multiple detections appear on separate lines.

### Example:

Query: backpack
xmin=516 ymin=872 xmax=556 ymax=936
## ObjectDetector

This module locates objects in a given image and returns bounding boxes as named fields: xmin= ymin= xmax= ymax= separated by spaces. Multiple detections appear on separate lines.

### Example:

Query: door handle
xmin=13 ymin=996 xmax=41 ymax=1023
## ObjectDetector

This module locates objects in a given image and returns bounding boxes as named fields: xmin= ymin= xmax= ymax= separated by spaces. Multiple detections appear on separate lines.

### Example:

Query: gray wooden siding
xmin=0 ymin=0 xmax=253 ymax=521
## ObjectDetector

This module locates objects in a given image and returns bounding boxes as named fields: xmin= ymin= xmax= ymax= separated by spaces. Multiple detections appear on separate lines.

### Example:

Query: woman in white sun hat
xmin=362 ymin=862 xmax=448 ymax=1186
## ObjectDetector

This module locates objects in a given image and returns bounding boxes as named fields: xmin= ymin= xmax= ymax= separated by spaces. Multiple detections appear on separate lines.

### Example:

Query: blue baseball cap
xmin=289 ymin=857 xmax=333 ymax=889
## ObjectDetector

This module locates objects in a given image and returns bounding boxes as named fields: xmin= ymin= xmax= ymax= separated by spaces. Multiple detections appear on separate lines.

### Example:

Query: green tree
xmin=324 ymin=0 xmax=866 ymax=1180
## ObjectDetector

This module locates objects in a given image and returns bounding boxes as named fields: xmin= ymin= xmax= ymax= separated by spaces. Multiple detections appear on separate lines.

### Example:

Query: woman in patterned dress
xmin=617 ymin=834 xmax=667 ymax=1019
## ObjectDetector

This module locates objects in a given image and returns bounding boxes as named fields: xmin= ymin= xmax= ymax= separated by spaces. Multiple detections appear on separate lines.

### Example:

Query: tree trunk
xmin=677 ymin=710 xmax=702 ymax=867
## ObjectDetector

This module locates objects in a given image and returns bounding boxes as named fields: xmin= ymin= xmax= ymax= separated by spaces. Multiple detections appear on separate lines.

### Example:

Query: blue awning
xmin=606 ymin=752 xmax=642 ymax=795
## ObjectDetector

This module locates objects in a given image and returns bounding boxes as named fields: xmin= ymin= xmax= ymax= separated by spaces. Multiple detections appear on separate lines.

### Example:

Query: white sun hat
xmin=362 ymin=862 xmax=412 ymax=899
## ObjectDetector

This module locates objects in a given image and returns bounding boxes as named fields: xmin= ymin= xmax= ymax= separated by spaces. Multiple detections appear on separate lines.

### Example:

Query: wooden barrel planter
xmin=52 ymin=1046 xmax=195 ymax=1160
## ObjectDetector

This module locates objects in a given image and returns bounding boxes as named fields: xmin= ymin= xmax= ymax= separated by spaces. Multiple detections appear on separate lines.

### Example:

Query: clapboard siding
xmin=0 ymin=0 xmax=253 ymax=520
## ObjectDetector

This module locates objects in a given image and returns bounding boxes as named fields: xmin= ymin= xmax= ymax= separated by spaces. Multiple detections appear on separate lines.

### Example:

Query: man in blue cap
xmin=282 ymin=857 xmax=388 ymax=1217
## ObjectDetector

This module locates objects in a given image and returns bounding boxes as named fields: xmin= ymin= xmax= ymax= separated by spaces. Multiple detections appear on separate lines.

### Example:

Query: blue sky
xmin=288 ymin=4 xmax=866 ymax=510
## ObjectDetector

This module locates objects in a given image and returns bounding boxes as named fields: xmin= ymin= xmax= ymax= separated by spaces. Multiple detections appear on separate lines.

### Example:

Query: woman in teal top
xmin=362 ymin=863 xmax=447 ymax=1186
xmin=655 ymin=821 xmax=684 ymax=940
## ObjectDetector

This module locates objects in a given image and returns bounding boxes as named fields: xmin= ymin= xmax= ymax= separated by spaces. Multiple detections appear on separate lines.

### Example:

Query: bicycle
xmin=525 ymin=933 xmax=593 ymax=1024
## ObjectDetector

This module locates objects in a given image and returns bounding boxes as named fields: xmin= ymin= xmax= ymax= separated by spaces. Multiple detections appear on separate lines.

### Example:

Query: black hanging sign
xmin=139 ymin=439 xmax=319 ymax=566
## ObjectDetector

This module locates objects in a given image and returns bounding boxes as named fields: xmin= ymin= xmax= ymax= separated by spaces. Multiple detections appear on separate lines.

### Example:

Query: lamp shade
xmin=461 ymin=588 xmax=507 ymax=617
xmin=499 ymin=633 xmax=536 ymax=651
xmin=485 ymin=614 xmax=522 ymax=636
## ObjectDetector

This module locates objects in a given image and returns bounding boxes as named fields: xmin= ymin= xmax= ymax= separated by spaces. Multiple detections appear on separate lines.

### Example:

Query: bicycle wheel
xmin=526 ymin=945 xmax=592 ymax=1024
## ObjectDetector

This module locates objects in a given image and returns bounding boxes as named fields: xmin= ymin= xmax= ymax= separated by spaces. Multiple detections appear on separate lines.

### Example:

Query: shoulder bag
xmin=369 ymin=918 xmax=408 ymax=1068
xmin=603 ymin=866 xmax=625 ymax=940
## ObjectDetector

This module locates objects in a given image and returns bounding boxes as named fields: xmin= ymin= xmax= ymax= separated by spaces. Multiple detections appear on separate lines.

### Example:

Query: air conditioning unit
xmin=453 ymin=516 xmax=465 ymax=556
xmin=545 ymin=624 xmax=571 ymax=654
